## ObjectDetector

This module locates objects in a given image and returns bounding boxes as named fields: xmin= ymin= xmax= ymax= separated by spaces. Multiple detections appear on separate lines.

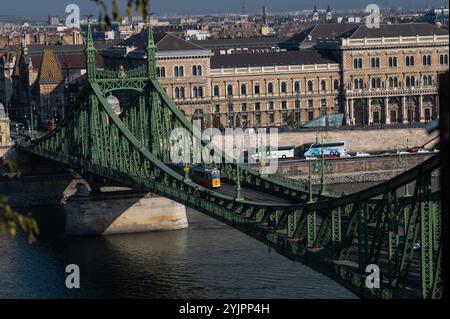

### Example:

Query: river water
xmin=0 ymin=205 xmax=357 ymax=299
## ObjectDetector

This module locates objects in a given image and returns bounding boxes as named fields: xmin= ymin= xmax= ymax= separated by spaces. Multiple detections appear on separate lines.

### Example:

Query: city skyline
xmin=0 ymin=0 xmax=448 ymax=18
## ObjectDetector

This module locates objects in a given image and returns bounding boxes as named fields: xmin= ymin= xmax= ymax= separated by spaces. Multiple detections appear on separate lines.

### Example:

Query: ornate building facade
xmin=317 ymin=23 xmax=449 ymax=125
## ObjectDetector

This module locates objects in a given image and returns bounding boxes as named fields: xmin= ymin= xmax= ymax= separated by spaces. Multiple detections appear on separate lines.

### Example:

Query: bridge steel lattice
xmin=18 ymin=22 xmax=442 ymax=299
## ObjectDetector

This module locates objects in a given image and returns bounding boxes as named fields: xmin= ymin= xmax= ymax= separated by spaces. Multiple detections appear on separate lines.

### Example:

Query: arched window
xmin=423 ymin=55 xmax=427 ymax=65
xmin=198 ymin=86 xmax=203 ymax=97
xmin=358 ymin=58 xmax=363 ymax=68
xmin=411 ymin=76 xmax=415 ymax=87
xmin=156 ymin=67 xmax=161 ymax=77
xmin=193 ymin=86 xmax=198 ymax=98
xmin=175 ymin=87 xmax=180 ymax=99
xmin=406 ymin=76 xmax=410 ymax=87
xmin=371 ymin=57 xmax=376 ymax=68
xmin=353 ymin=58 xmax=358 ymax=69
xmin=307 ymin=80 xmax=313 ymax=92
xmin=320 ymin=80 xmax=326 ymax=91
xmin=333 ymin=79 xmax=339 ymax=90
xmin=423 ymin=76 xmax=428 ymax=86
xmin=294 ymin=81 xmax=300 ymax=92
xmin=389 ymin=77 xmax=394 ymax=88
xmin=427 ymin=55 xmax=431 ymax=65
xmin=359 ymin=79 xmax=364 ymax=89
xmin=281 ymin=82 xmax=287 ymax=93
xmin=241 ymin=83 xmax=247 ymax=95
xmin=197 ymin=65 xmax=202 ymax=76
xmin=179 ymin=66 xmax=184 ymax=77
xmin=174 ymin=66 xmax=179 ymax=77
xmin=192 ymin=65 xmax=197 ymax=76
xmin=227 ymin=84 xmax=233 ymax=96
xmin=267 ymin=82 xmax=274 ymax=94
xmin=371 ymin=78 xmax=376 ymax=88
xmin=180 ymin=87 xmax=185 ymax=98
xmin=213 ymin=85 xmax=220 ymax=97
xmin=354 ymin=79 xmax=359 ymax=89
xmin=160 ymin=67 xmax=165 ymax=77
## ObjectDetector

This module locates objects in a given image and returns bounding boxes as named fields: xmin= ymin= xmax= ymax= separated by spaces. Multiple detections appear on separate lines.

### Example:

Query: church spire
xmin=146 ymin=16 xmax=157 ymax=78
xmin=85 ymin=18 xmax=97 ymax=81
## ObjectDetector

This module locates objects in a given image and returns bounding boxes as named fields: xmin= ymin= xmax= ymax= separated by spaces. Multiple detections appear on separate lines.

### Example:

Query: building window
xmin=215 ymin=104 xmax=220 ymax=113
xmin=192 ymin=65 xmax=202 ymax=76
xmin=423 ymin=55 xmax=432 ymax=66
xmin=254 ymin=83 xmax=260 ymax=94
xmin=213 ymin=85 xmax=220 ymax=97
xmin=241 ymin=103 xmax=247 ymax=112
xmin=198 ymin=86 xmax=203 ymax=97
xmin=268 ymin=101 xmax=274 ymax=110
xmin=268 ymin=113 xmax=274 ymax=124
xmin=371 ymin=77 xmax=381 ymax=89
xmin=334 ymin=98 xmax=339 ymax=106
xmin=281 ymin=101 xmax=287 ymax=109
xmin=228 ymin=115 xmax=234 ymax=126
xmin=321 ymin=99 xmax=327 ymax=108
xmin=255 ymin=114 xmax=261 ymax=125
xmin=267 ymin=82 xmax=273 ymax=94
xmin=294 ymin=81 xmax=300 ymax=92
xmin=281 ymin=112 xmax=288 ymax=124
xmin=354 ymin=78 xmax=364 ymax=89
xmin=241 ymin=83 xmax=247 ymax=95
xmin=227 ymin=103 xmax=234 ymax=113
xmin=406 ymin=56 xmax=415 ymax=67
xmin=295 ymin=100 xmax=300 ymax=109
xmin=333 ymin=79 xmax=339 ymax=91
xmin=389 ymin=77 xmax=399 ymax=88
xmin=281 ymin=82 xmax=287 ymax=93
xmin=388 ymin=56 xmax=397 ymax=67
xmin=320 ymin=80 xmax=326 ymax=91
xmin=174 ymin=87 xmax=185 ymax=99
xmin=227 ymin=84 xmax=233 ymax=96
xmin=353 ymin=58 xmax=363 ymax=69
xmin=406 ymin=76 xmax=416 ymax=88
xmin=308 ymin=111 xmax=314 ymax=121
xmin=307 ymin=80 xmax=313 ymax=92
xmin=371 ymin=57 xmax=380 ymax=68
xmin=242 ymin=115 xmax=248 ymax=126
xmin=193 ymin=86 xmax=198 ymax=98
xmin=439 ymin=54 xmax=449 ymax=65
xmin=255 ymin=102 xmax=261 ymax=111
xmin=423 ymin=75 xmax=432 ymax=86
xmin=308 ymin=99 xmax=314 ymax=108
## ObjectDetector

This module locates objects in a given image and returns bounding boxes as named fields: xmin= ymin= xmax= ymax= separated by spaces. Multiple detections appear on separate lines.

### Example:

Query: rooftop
xmin=210 ymin=49 xmax=337 ymax=69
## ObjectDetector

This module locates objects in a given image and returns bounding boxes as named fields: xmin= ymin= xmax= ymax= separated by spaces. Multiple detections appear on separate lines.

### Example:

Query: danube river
xmin=0 ymin=204 xmax=358 ymax=299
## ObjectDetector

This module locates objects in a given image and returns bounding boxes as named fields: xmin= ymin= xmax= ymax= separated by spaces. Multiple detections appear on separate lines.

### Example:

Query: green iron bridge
xmin=17 ymin=23 xmax=443 ymax=299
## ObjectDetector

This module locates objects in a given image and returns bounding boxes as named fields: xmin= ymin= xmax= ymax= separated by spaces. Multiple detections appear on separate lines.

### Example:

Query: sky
xmin=0 ymin=0 xmax=447 ymax=17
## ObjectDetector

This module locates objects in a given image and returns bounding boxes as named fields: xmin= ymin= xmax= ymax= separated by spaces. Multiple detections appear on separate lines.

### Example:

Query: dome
xmin=107 ymin=94 xmax=122 ymax=115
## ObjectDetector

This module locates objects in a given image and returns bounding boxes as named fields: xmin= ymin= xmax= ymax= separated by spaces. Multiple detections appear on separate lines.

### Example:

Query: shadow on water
xmin=0 ymin=206 xmax=357 ymax=299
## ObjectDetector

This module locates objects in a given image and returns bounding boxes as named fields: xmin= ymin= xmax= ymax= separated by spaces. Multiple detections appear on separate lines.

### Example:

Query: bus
xmin=249 ymin=145 xmax=295 ymax=161
xmin=301 ymin=141 xmax=347 ymax=158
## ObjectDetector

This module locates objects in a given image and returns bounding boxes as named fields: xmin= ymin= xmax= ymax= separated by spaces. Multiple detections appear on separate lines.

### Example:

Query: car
xmin=339 ymin=152 xmax=352 ymax=158
xmin=355 ymin=152 xmax=371 ymax=157
xmin=397 ymin=150 xmax=410 ymax=155
xmin=417 ymin=148 xmax=430 ymax=153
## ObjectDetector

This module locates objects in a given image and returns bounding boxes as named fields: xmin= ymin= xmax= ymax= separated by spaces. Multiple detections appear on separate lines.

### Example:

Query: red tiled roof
xmin=30 ymin=53 xmax=103 ymax=70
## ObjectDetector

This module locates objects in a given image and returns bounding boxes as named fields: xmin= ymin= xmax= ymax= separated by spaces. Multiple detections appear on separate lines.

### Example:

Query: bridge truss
xmin=18 ymin=22 xmax=443 ymax=299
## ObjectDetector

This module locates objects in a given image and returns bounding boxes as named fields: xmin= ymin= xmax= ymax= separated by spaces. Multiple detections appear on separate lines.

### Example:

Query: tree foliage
xmin=92 ymin=0 xmax=150 ymax=28
xmin=0 ymin=159 xmax=39 ymax=243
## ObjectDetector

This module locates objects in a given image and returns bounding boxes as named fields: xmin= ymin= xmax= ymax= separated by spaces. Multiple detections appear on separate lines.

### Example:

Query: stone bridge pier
xmin=64 ymin=183 xmax=188 ymax=235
